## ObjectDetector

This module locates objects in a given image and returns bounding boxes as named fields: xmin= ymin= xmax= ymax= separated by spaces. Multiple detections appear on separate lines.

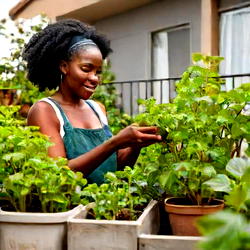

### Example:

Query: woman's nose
xmin=88 ymin=72 xmax=99 ymax=82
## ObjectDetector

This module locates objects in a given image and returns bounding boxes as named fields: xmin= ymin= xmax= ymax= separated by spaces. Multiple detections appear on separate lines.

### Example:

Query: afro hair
xmin=22 ymin=19 xmax=112 ymax=91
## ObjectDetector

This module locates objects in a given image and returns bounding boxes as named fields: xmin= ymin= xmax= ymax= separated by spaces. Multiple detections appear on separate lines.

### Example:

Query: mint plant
xmin=135 ymin=53 xmax=250 ymax=205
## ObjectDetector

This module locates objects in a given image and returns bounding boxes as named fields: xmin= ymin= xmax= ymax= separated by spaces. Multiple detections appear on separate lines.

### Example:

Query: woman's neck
xmin=52 ymin=88 xmax=84 ymax=108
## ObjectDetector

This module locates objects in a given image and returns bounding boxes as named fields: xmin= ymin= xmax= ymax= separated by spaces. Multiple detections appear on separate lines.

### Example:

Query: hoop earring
xmin=60 ymin=73 xmax=63 ymax=83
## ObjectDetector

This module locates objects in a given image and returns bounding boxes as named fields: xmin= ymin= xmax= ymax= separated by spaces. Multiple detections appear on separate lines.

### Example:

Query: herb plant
xmin=81 ymin=166 xmax=155 ymax=220
xmin=0 ymin=106 xmax=88 ymax=212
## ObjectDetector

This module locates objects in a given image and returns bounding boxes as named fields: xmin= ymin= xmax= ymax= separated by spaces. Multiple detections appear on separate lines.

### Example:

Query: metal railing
xmin=108 ymin=73 xmax=250 ymax=116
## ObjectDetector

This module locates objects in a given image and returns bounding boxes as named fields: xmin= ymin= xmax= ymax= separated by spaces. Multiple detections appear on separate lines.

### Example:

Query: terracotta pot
xmin=165 ymin=197 xmax=224 ymax=236
xmin=0 ymin=88 xmax=20 ymax=105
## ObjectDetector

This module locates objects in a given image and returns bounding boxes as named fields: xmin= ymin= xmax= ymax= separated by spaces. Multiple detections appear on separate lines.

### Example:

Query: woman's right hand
xmin=112 ymin=125 xmax=162 ymax=149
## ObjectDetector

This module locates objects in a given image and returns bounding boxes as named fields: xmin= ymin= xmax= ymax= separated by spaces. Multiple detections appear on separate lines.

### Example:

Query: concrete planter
xmin=0 ymin=205 xmax=83 ymax=250
xmin=139 ymin=234 xmax=201 ymax=250
xmin=68 ymin=200 xmax=159 ymax=250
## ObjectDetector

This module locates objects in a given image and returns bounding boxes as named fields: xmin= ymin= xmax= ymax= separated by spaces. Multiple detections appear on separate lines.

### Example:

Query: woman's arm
xmin=117 ymin=147 xmax=141 ymax=170
xmin=95 ymin=101 xmax=160 ymax=170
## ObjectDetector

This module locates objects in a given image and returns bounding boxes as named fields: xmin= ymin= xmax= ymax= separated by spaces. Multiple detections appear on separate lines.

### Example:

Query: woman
xmin=23 ymin=19 xmax=162 ymax=184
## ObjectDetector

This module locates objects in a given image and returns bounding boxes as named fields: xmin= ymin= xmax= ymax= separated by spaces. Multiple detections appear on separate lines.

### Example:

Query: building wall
xmin=12 ymin=0 xmax=94 ymax=21
xmin=219 ymin=0 xmax=250 ymax=9
xmin=94 ymin=0 xmax=201 ymax=82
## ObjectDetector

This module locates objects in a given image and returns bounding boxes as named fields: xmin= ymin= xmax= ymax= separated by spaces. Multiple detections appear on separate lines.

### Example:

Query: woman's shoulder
xmin=27 ymin=98 xmax=59 ymax=125
xmin=29 ymin=98 xmax=54 ymax=114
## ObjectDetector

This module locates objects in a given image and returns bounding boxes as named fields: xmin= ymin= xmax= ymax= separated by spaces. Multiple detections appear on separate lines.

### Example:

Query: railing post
xmin=130 ymin=82 xmax=133 ymax=116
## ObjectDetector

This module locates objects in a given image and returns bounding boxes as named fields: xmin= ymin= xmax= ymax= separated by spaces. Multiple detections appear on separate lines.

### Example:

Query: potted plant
xmin=0 ymin=106 xmax=87 ymax=250
xmin=68 ymin=166 xmax=160 ymax=250
xmin=0 ymin=62 xmax=22 ymax=106
xmin=134 ymin=53 xmax=250 ymax=236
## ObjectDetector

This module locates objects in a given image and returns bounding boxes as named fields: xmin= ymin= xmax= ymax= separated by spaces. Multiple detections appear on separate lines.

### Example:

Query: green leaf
xmin=20 ymin=188 xmax=30 ymax=196
xmin=202 ymin=174 xmax=231 ymax=193
xmin=225 ymin=184 xmax=248 ymax=211
xmin=2 ymin=152 xmax=25 ymax=162
xmin=192 ymin=53 xmax=203 ymax=62
xmin=226 ymin=157 xmax=250 ymax=179
xmin=197 ymin=211 xmax=250 ymax=250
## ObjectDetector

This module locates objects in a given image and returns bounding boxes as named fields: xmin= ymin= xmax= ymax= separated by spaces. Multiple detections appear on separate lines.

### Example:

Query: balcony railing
xmin=107 ymin=73 xmax=250 ymax=116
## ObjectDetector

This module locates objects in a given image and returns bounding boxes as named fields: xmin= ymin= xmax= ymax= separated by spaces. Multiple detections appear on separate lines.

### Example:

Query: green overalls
xmin=45 ymin=98 xmax=117 ymax=185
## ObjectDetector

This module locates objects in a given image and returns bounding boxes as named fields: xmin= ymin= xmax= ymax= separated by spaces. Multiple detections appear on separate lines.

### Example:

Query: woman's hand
xmin=112 ymin=125 xmax=162 ymax=149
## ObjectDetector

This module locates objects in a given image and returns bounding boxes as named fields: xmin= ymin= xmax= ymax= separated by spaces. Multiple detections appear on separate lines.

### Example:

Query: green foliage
xmin=197 ymin=210 xmax=250 ymax=250
xmin=134 ymin=53 xmax=250 ymax=205
xmin=81 ymin=166 xmax=156 ymax=220
xmin=0 ymin=105 xmax=26 ymax=126
xmin=0 ymin=106 xmax=88 ymax=212
xmin=197 ymin=157 xmax=250 ymax=249
xmin=224 ymin=157 xmax=250 ymax=214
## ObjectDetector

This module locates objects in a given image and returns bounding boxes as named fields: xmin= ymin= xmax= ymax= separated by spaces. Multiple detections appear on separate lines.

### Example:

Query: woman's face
xmin=61 ymin=46 xmax=103 ymax=100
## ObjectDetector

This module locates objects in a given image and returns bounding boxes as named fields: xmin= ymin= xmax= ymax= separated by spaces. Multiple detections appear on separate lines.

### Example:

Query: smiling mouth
xmin=83 ymin=84 xmax=96 ymax=91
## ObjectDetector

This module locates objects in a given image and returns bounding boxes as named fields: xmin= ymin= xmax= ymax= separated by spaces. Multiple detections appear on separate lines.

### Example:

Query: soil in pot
xmin=165 ymin=197 xmax=224 ymax=236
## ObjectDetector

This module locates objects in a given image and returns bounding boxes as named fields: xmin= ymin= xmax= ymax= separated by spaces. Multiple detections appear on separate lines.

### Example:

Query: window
xmin=220 ymin=7 xmax=250 ymax=89
xmin=151 ymin=25 xmax=190 ymax=103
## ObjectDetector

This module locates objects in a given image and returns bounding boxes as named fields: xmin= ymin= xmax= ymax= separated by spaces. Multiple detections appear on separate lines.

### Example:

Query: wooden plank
xmin=139 ymin=234 xmax=201 ymax=250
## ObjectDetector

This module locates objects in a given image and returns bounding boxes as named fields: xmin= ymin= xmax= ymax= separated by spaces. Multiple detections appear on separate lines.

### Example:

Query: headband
xmin=68 ymin=35 xmax=97 ymax=53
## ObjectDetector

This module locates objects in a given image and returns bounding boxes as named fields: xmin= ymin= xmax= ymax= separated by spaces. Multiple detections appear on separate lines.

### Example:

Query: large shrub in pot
xmin=135 ymin=53 xmax=250 ymax=205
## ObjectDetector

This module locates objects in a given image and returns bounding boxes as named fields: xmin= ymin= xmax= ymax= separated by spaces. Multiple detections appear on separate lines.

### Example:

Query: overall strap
xmin=85 ymin=100 xmax=105 ymax=126
xmin=85 ymin=100 xmax=112 ymax=138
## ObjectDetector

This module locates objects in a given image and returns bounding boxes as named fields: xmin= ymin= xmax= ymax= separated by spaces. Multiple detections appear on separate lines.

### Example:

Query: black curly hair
xmin=22 ymin=19 xmax=112 ymax=91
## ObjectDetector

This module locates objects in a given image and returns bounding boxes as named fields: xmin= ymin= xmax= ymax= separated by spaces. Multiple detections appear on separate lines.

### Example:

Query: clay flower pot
xmin=0 ymin=88 xmax=20 ymax=105
xmin=165 ymin=197 xmax=224 ymax=236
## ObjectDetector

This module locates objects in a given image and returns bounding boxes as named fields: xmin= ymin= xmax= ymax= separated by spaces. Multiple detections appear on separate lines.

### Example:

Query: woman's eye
xmin=81 ymin=68 xmax=90 ymax=72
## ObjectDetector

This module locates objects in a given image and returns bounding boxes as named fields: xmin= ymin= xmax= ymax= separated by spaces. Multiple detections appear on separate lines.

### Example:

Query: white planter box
xmin=139 ymin=234 xmax=201 ymax=250
xmin=68 ymin=200 xmax=159 ymax=250
xmin=0 ymin=205 xmax=83 ymax=250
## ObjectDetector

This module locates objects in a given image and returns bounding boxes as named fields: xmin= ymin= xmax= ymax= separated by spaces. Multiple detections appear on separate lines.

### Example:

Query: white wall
xmin=94 ymin=0 xmax=201 ymax=82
